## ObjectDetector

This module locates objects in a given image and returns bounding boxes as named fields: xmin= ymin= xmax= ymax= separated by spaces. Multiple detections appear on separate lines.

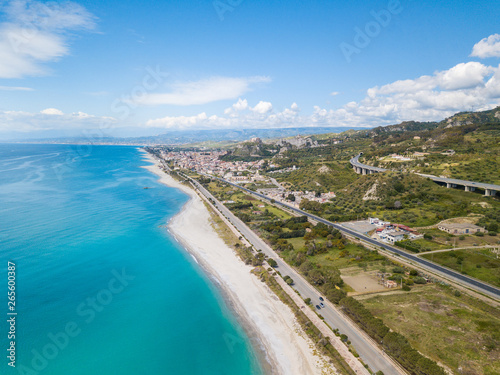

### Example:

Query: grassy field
xmin=411 ymin=238 xmax=450 ymax=251
xmin=359 ymin=284 xmax=500 ymax=375
xmin=421 ymin=248 xmax=500 ymax=287
xmin=423 ymin=232 xmax=500 ymax=248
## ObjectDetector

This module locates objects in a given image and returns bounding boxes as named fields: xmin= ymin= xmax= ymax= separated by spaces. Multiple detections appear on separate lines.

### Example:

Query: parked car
xmin=320 ymin=303 xmax=325 ymax=308
xmin=315 ymin=305 xmax=321 ymax=310
xmin=319 ymin=296 xmax=324 ymax=301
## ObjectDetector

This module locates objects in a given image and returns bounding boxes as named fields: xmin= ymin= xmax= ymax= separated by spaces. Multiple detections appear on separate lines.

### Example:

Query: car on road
xmin=319 ymin=296 xmax=324 ymax=301
xmin=320 ymin=303 xmax=325 ymax=308
xmin=315 ymin=305 xmax=321 ymax=310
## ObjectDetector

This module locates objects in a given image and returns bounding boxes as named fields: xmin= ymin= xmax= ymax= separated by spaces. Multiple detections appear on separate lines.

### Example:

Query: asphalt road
xmin=211 ymin=177 xmax=500 ymax=300
xmin=189 ymin=178 xmax=403 ymax=375
xmin=351 ymin=154 xmax=500 ymax=192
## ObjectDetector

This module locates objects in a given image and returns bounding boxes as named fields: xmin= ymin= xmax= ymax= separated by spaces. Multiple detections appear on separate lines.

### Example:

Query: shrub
xmin=392 ymin=267 xmax=404 ymax=274
xmin=326 ymin=288 xmax=346 ymax=304
xmin=413 ymin=277 xmax=427 ymax=284
xmin=402 ymin=285 xmax=411 ymax=291
xmin=267 ymin=259 xmax=278 ymax=267
xmin=304 ymin=298 xmax=311 ymax=305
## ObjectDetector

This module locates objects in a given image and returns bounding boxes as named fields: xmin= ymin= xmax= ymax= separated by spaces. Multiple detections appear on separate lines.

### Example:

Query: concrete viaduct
xmin=350 ymin=153 xmax=499 ymax=197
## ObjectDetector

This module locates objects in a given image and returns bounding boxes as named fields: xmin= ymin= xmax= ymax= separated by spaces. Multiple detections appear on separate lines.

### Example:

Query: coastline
xmin=141 ymin=151 xmax=336 ymax=375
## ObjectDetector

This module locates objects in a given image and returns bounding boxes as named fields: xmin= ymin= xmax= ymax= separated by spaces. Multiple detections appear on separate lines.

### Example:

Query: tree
xmin=267 ymin=259 xmax=278 ymax=267
xmin=287 ymin=193 xmax=296 ymax=202
xmin=308 ymin=269 xmax=326 ymax=285
xmin=304 ymin=298 xmax=311 ymax=305
xmin=487 ymin=222 xmax=499 ymax=232
xmin=326 ymin=288 xmax=346 ymax=304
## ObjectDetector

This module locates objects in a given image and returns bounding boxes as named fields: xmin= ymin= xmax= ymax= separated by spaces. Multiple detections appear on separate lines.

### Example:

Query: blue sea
xmin=0 ymin=144 xmax=264 ymax=375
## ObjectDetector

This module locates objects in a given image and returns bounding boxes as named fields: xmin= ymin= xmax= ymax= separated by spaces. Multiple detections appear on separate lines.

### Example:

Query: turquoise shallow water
xmin=0 ymin=144 xmax=263 ymax=375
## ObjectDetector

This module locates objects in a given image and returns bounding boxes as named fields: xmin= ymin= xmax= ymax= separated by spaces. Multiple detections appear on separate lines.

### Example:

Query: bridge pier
xmin=485 ymin=189 xmax=496 ymax=196
xmin=465 ymin=186 xmax=475 ymax=192
xmin=362 ymin=168 xmax=367 ymax=175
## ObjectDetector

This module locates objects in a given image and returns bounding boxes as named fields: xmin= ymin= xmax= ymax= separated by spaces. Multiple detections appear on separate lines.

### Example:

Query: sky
xmin=1 ymin=0 xmax=500 ymax=139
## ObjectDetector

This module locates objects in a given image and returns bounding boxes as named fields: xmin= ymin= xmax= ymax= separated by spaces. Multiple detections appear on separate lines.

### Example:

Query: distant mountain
xmin=3 ymin=127 xmax=356 ymax=145
xmin=142 ymin=127 xmax=355 ymax=144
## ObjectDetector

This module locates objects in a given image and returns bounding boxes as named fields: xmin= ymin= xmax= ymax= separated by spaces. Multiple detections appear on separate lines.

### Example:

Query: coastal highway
xmin=187 ymin=177 xmax=404 ymax=375
xmin=204 ymin=176 xmax=500 ymax=301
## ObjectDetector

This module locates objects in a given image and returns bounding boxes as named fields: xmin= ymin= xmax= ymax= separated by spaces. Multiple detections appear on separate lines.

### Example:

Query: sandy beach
xmin=141 ymin=152 xmax=336 ymax=375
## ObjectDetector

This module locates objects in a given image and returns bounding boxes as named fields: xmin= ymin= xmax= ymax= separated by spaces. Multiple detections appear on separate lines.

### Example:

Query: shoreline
xmin=140 ymin=150 xmax=336 ymax=375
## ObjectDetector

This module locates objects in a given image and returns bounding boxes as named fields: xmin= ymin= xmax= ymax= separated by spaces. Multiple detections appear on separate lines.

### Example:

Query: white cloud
xmin=336 ymin=61 xmax=500 ymax=127
xmin=330 ymin=91 xmax=340 ymax=96
xmin=224 ymin=98 xmax=249 ymax=115
xmin=145 ymin=59 xmax=500 ymax=131
xmin=437 ymin=62 xmax=493 ymax=90
xmin=132 ymin=76 xmax=270 ymax=106
xmin=0 ymin=108 xmax=115 ymax=133
xmin=471 ymin=34 xmax=500 ymax=59
xmin=145 ymin=101 xmax=301 ymax=130
xmin=0 ymin=0 xmax=95 ymax=78
xmin=0 ymin=85 xmax=33 ymax=91
xmin=251 ymin=101 xmax=272 ymax=114
xmin=40 ymin=107 xmax=63 ymax=115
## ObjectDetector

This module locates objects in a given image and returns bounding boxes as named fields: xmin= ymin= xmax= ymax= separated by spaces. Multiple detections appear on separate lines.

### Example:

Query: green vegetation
xmin=298 ymin=172 xmax=500 ymax=227
xmin=200 ymin=178 xmax=495 ymax=375
xmin=360 ymin=284 xmax=500 ymax=375
xmin=186 ymin=110 xmax=500 ymax=375
xmin=274 ymin=160 xmax=358 ymax=192
xmin=422 ymin=248 xmax=500 ymax=287
xmin=340 ymin=296 xmax=444 ymax=375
